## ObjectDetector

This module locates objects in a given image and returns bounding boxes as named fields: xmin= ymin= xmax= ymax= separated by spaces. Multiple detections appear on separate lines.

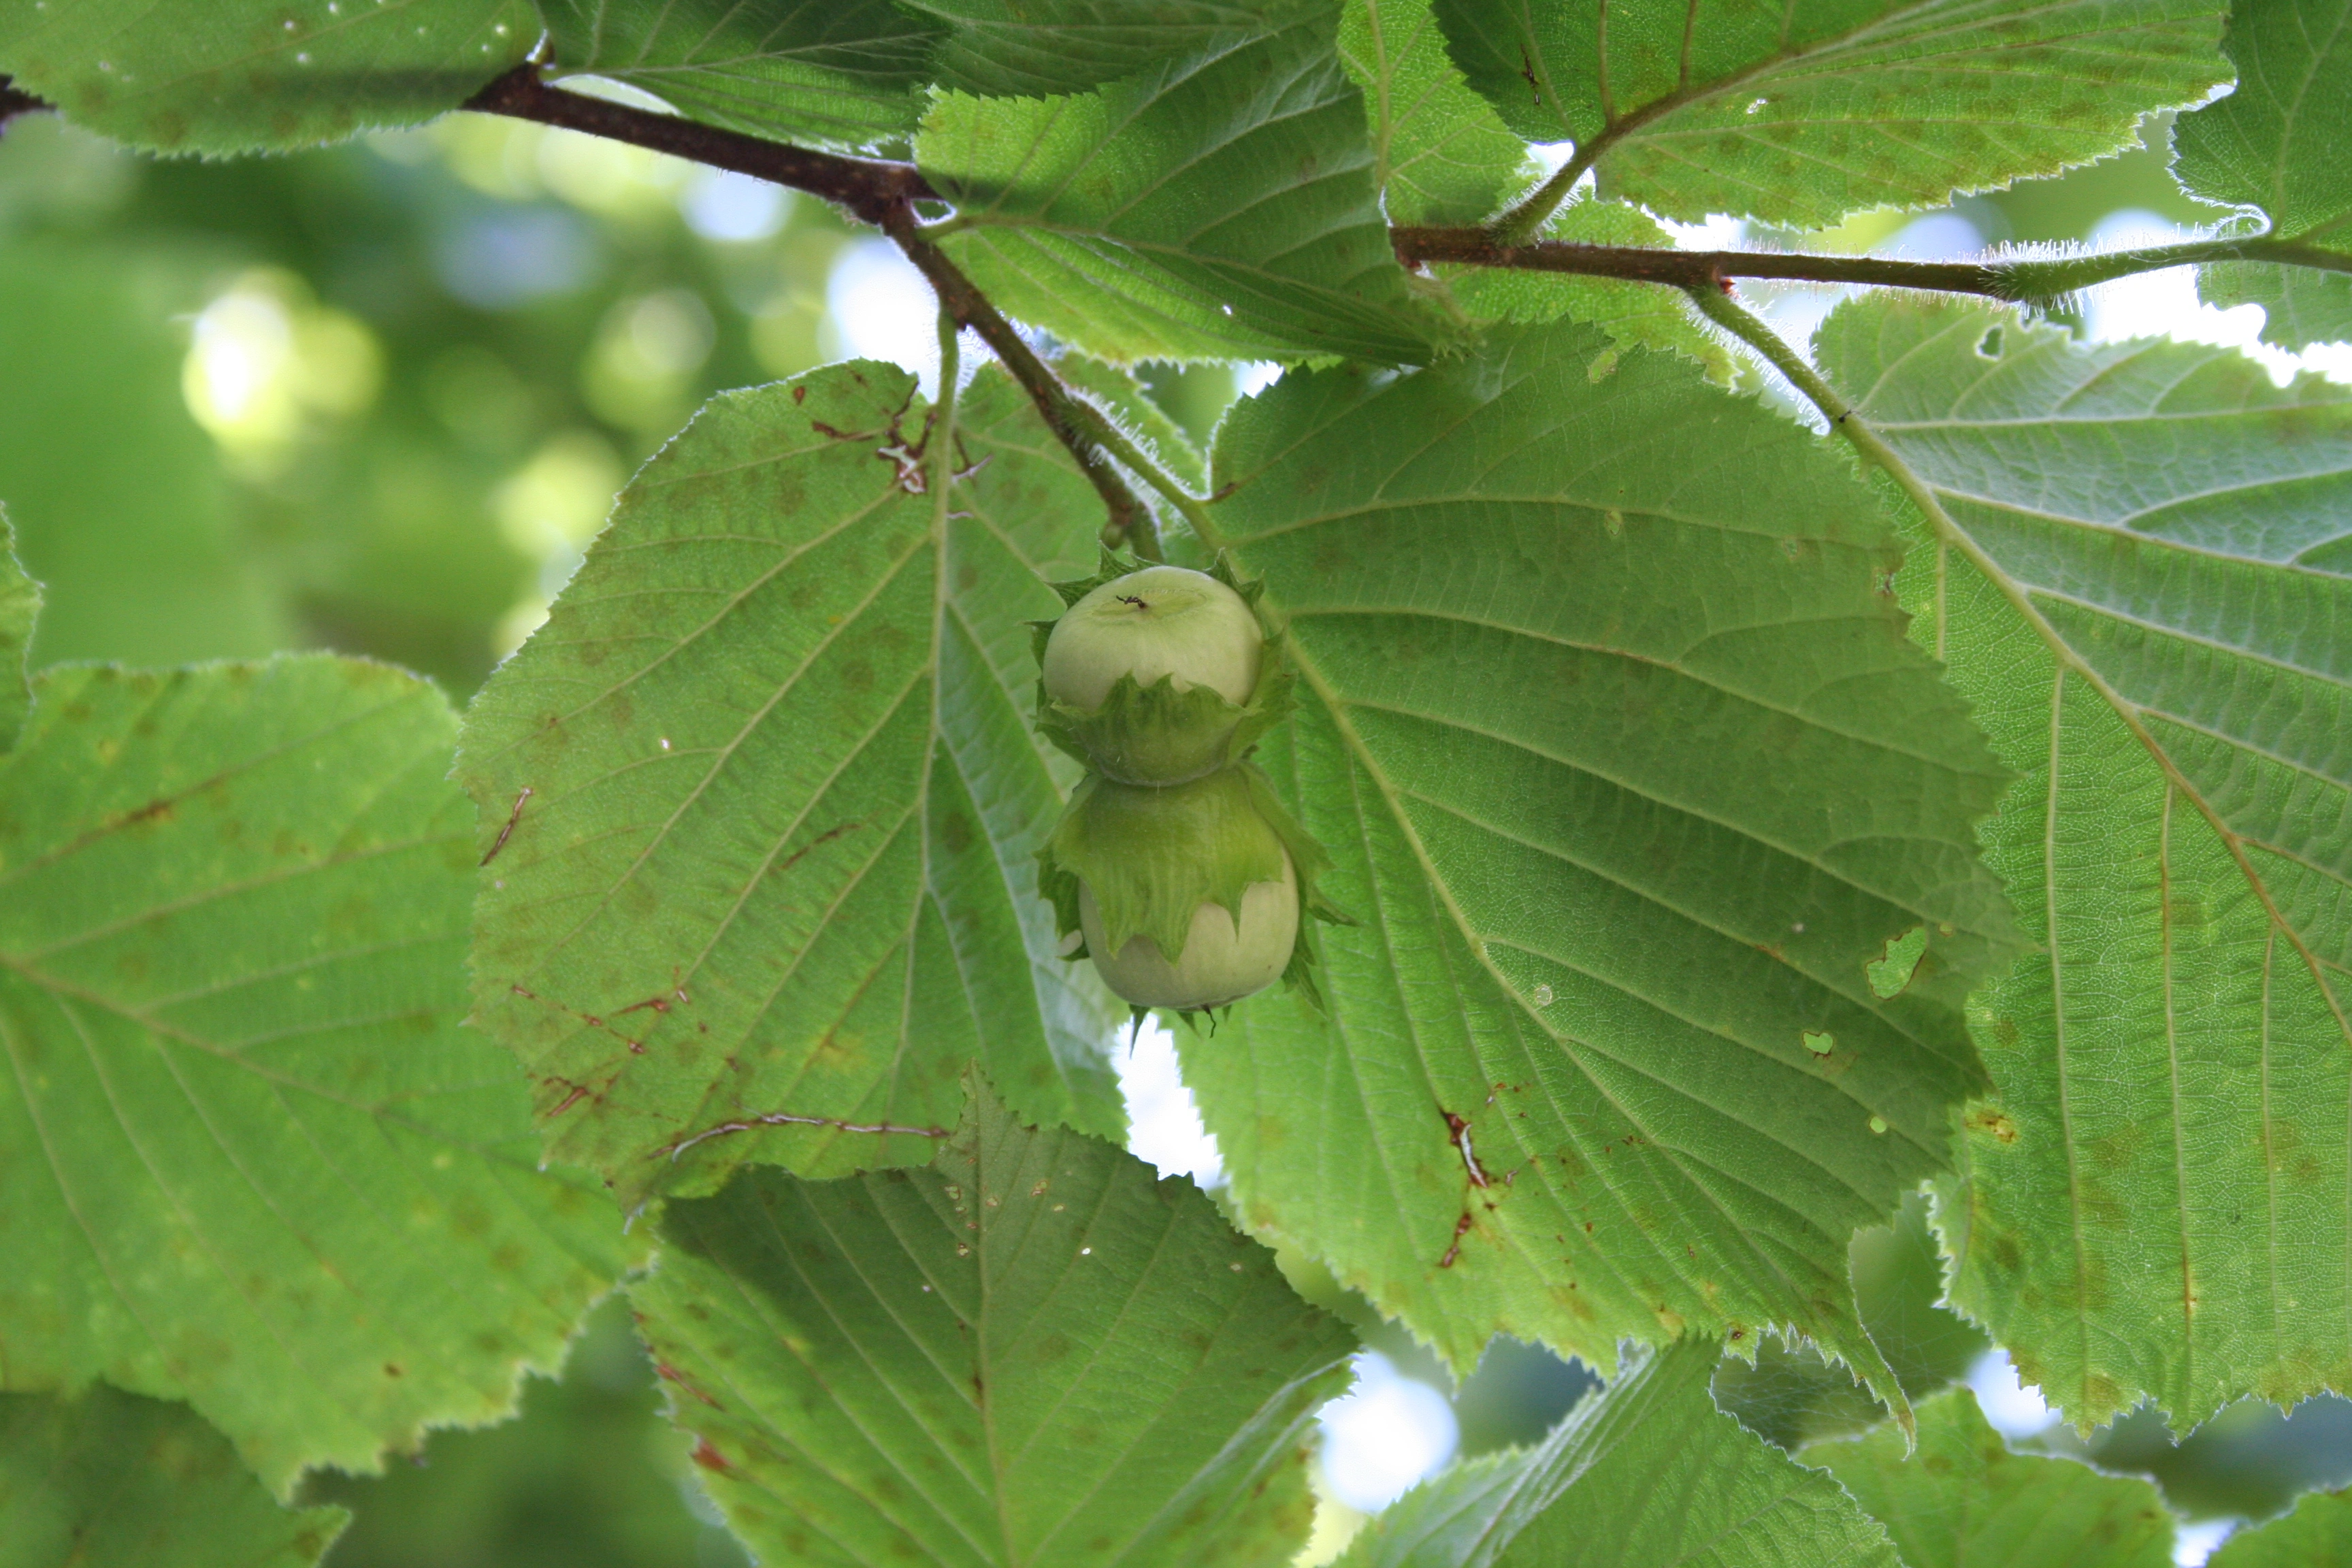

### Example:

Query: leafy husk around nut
xmin=1030 ymin=550 xmax=1294 ymax=785
xmin=1038 ymin=762 xmax=1347 ymax=1015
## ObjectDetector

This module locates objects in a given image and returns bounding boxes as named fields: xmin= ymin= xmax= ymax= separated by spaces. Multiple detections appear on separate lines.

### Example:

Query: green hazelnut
xmin=1041 ymin=565 xmax=1262 ymax=714
xmin=1081 ymin=851 xmax=1299 ymax=1010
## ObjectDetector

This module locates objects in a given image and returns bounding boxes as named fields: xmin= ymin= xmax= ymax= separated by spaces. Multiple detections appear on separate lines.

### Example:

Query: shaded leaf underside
xmin=540 ymin=0 xmax=938 ymax=150
xmin=631 ymin=1077 xmax=1354 ymax=1568
xmin=921 ymin=18 xmax=1435 ymax=364
xmin=0 ymin=657 xmax=634 ymax=1494
xmin=1179 ymin=321 xmax=2019 ymax=1394
xmin=1711 ymin=1191 xmax=1989 ymax=1449
xmin=1340 ymin=0 xmax=1529 ymax=227
xmin=459 ymin=361 xmax=1126 ymax=1209
xmin=2208 ymin=1485 xmax=2352 ymax=1567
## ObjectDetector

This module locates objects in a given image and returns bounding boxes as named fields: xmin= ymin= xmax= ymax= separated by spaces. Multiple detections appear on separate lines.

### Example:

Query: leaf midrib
xmin=1235 ymin=563 xmax=1893 ymax=1384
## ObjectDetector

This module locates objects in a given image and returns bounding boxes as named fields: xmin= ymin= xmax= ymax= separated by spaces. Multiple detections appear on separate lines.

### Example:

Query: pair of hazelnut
xmin=1033 ymin=560 xmax=1335 ymax=1014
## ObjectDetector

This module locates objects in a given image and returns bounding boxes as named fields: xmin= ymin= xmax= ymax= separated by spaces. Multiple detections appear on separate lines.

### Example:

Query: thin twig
xmin=466 ymin=65 xmax=1156 ymax=552
xmin=1399 ymin=227 xmax=2352 ymax=301
xmin=462 ymin=64 xmax=932 ymax=223
xmin=1399 ymin=227 xmax=1998 ymax=294
xmin=885 ymin=216 xmax=1157 ymax=556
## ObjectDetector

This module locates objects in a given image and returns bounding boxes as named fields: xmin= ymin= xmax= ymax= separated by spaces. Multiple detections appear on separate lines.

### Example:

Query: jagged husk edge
xmin=1043 ymin=766 xmax=1284 ymax=960
xmin=1037 ymin=761 xmax=1350 ymax=1015
xmin=1028 ymin=548 xmax=1294 ymax=783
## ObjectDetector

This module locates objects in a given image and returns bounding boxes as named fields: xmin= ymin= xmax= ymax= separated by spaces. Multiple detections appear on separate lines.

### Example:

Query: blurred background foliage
xmin=0 ymin=97 xmax=2343 ymax=1565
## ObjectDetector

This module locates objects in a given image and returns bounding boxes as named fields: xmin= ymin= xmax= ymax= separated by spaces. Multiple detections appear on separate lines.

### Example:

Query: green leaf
xmin=0 ymin=508 xmax=35 ymax=757
xmin=629 ymin=1073 xmax=1354 ymax=1568
xmin=1340 ymin=0 xmax=1528 ymax=225
xmin=1339 ymin=1338 xmax=1901 ymax=1568
xmin=918 ymin=18 xmax=1437 ymax=364
xmin=458 ymin=361 xmax=1126 ymax=1210
xmin=1811 ymin=295 xmax=2352 ymax=1428
xmin=0 ymin=0 xmax=532 ymax=154
xmin=538 ymin=0 xmax=940 ymax=152
xmin=0 ymin=1385 xmax=346 ymax=1566
xmin=1713 ymin=1192 xmax=1988 ymax=1449
xmin=0 ymin=655 xmax=636 ymax=1494
xmin=1179 ymin=323 xmax=2019 ymax=1401
xmin=1442 ymin=194 xmax=1732 ymax=378
xmin=1433 ymin=0 xmax=2231 ymax=227
xmin=538 ymin=0 xmax=1333 ymax=148
xmin=2174 ymin=0 xmax=2352 ymax=349
xmin=911 ymin=0 xmax=1327 ymax=97
xmin=1814 ymin=1390 xmax=2175 ymax=1568
xmin=2209 ymin=1486 xmax=2352 ymax=1567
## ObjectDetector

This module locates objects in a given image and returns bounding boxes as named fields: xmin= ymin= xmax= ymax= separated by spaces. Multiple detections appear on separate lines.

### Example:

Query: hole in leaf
xmin=1801 ymin=1030 xmax=1834 ymax=1056
xmin=1976 ymin=326 xmax=2003 ymax=359
xmin=1867 ymin=926 xmax=1927 ymax=998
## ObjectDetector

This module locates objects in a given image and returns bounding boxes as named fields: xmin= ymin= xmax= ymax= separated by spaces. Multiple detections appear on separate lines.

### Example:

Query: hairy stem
xmin=1488 ymin=143 xmax=1605 ymax=247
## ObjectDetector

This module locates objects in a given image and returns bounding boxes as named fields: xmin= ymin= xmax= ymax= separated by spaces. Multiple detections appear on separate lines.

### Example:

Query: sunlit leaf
xmin=630 ymin=1074 xmax=1354 ymax=1568
xmin=1180 ymin=323 xmax=2019 ymax=1399
xmin=1341 ymin=0 xmax=1527 ymax=225
xmin=0 ymin=655 xmax=636 ymax=1494
xmin=1813 ymin=296 xmax=2352 ymax=1428
xmin=919 ymin=18 xmax=1436 ymax=363
xmin=1814 ymin=1390 xmax=2174 ymax=1568
xmin=1433 ymin=0 xmax=2229 ymax=227
xmin=0 ymin=0 xmax=531 ymax=154
xmin=2174 ymin=0 xmax=2352 ymax=349
xmin=1339 ymin=1338 xmax=1899 ymax=1568
xmin=0 ymin=1385 xmax=346 ymax=1566
xmin=459 ymin=361 xmax=1126 ymax=1209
